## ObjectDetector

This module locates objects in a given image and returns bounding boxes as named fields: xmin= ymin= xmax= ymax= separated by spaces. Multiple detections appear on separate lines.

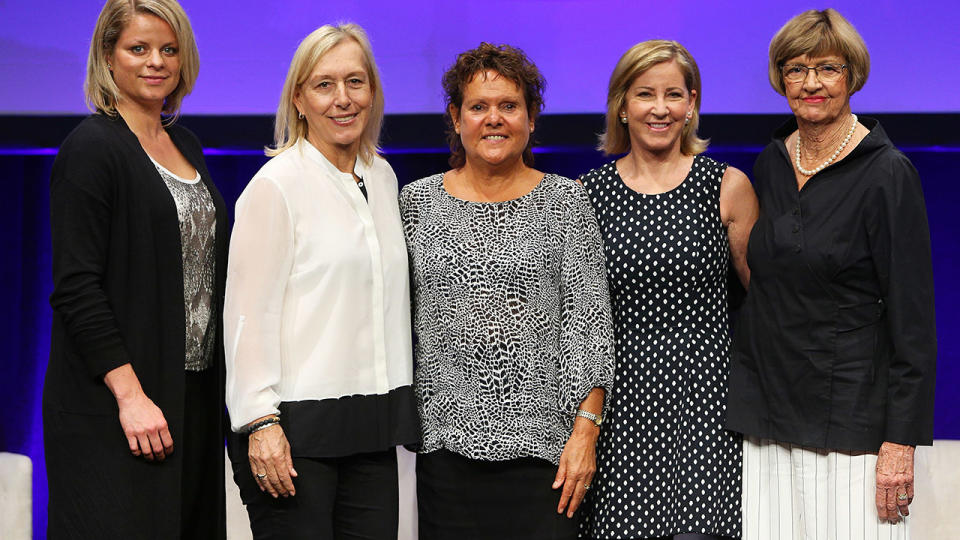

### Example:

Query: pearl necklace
xmin=795 ymin=113 xmax=858 ymax=177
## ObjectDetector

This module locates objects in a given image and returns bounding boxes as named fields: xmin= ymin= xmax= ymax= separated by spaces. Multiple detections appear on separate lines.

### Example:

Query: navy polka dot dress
xmin=579 ymin=155 xmax=742 ymax=539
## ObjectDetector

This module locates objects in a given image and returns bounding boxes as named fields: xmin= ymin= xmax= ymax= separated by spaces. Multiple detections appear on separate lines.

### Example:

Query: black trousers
xmin=181 ymin=367 xmax=226 ymax=540
xmin=233 ymin=448 xmax=399 ymax=540
xmin=417 ymin=449 xmax=579 ymax=540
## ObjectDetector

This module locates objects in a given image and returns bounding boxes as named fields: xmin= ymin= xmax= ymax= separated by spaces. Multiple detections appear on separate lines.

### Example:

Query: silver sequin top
xmin=152 ymin=157 xmax=217 ymax=371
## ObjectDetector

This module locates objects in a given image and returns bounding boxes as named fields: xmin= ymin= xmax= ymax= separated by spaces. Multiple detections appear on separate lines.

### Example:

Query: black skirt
xmin=417 ymin=449 xmax=579 ymax=540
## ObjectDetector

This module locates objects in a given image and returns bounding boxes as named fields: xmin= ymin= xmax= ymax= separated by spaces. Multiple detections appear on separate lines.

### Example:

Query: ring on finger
xmin=256 ymin=472 xmax=267 ymax=480
xmin=897 ymin=493 xmax=908 ymax=501
xmin=584 ymin=483 xmax=591 ymax=490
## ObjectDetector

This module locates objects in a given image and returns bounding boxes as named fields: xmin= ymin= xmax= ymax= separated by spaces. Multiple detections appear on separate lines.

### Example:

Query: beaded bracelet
xmin=250 ymin=421 xmax=280 ymax=434
xmin=244 ymin=416 xmax=280 ymax=435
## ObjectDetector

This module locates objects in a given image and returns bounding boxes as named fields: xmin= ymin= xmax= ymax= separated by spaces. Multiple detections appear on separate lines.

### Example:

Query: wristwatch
xmin=576 ymin=409 xmax=603 ymax=427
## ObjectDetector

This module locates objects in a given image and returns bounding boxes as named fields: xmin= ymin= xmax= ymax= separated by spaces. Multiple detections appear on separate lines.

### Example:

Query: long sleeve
xmin=49 ymin=133 xmax=131 ymax=378
xmin=224 ymin=176 xmax=295 ymax=431
xmin=868 ymin=154 xmax=937 ymax=445
xmin=556 ymin=185 xmax=616 ymax=414
xmin=403 ymin=174 xmax=615 ymax=463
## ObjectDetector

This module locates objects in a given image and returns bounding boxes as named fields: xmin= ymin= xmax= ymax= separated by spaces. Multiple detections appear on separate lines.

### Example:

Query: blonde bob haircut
xmin=85 ymin=0 xmax=199 ymax=122
xmin=768 ymin=8 xmax=870 ymax=96
xmin=268 ymin=23 xmax=384 ymax=161
xmin=599 ymin=40 xmax=708 ymax=157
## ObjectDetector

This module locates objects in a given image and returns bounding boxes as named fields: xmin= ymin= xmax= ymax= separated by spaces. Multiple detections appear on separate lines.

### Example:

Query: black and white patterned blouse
xmin=151 ymin=157 xmax=217 ymax=372
xmin=399 ymin=173 xmax=615 ymax=465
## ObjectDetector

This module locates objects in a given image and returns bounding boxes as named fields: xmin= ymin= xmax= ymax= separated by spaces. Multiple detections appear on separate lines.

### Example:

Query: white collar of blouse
xmin=297 ymin=138 xmax=372 ymax=182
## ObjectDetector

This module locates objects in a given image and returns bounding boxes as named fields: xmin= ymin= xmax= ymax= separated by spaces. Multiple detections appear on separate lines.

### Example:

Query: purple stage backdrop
xmin=1 ymin=1 xmax=959 ymax=539
xmin=1 ymin=0 xmax=959 ymax=115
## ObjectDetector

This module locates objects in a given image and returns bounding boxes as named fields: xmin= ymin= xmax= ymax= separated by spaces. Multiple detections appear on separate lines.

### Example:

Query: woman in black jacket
xmin=727 ymin=9 xmax=936 ymax=539
xmin=44 ymin=1 xmax=227 ymax=538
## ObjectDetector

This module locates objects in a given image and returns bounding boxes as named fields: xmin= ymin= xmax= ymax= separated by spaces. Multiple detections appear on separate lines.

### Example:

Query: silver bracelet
xmin=250 ymin=420 xmax=280 ymax=434
xmin=576 ymin=409 xmax=603 ymax=427
xmin=244 ymin=416 xmax=280 ymax=434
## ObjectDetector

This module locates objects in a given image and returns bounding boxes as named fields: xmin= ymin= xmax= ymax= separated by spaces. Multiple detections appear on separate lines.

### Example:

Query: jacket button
xmin=792 ymin=225 xmax=800 ymax=233
xmin=792 ymin=207 xmax=800 ymax=215
xmin=794 ymin=245 xmax=802 ymax=253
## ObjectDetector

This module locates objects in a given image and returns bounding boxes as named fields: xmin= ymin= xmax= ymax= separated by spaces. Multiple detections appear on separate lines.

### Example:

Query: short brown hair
xmin=441 ymin=43 xmax=546 ymax=169
xmin=599 ymin=40 xmax=708 ymax=156
xmin=85 ymin=0 xmax=199 ymax=123
xmin=267 ymin=23 xmax=384 ymax=161
xmin=768 ymin=8 xmax=870 ymax=96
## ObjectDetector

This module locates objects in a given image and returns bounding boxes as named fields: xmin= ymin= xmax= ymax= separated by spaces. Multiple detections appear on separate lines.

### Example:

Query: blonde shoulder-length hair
xmin=85 ymin=0 xmax=199 ymax=123
xmin=267 ymin=23 xmax=384 ymax=161
xmin=599 ymin=39 xmax=708 ymax=156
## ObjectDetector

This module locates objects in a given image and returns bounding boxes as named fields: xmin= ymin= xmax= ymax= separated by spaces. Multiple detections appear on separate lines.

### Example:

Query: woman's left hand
xmin=553 ymin=417 xmax=599 ymax=518
xmin=875 ymin=441 xmax=915 ymax=523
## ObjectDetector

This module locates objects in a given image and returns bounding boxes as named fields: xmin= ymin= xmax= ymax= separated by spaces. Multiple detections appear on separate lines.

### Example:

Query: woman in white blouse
xmin=224 ymin=23 xmax=417 ymax=539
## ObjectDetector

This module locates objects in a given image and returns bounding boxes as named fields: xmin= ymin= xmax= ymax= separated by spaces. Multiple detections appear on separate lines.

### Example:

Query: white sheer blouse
xmin=224 ymin=139 xmax=413 ymax=431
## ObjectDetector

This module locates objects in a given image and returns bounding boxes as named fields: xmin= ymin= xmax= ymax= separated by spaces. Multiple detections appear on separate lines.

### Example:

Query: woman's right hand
xmin=116 ymin=391 xmax=173 ymax=461
xmin=247 ymin=421 xmax=298 ymax=498
xmin=103 ymin=363 xmax=173 ymax=461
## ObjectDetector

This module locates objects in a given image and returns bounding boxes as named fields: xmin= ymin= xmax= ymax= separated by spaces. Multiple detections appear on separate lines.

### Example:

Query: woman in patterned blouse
xmin=399 ymin=43 xmax=616 ymax=540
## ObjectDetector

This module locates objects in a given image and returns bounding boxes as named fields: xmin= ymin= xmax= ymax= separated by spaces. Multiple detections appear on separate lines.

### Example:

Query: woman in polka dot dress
xmin=578 ymin=40 xmax=758 ymax=539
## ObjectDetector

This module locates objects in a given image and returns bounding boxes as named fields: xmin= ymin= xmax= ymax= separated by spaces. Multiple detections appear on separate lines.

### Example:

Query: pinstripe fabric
xmin=742 ymin=437 xmax=909 ymax=540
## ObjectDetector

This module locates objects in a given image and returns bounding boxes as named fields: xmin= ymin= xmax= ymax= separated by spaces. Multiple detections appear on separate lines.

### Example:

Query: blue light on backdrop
xmin=1 ymin=0 xmax=958 ymax=537
xmin=2 ymin=138 xmax=957 ymax=539
xmin=1 ymin=0 xmax=959 ymax=115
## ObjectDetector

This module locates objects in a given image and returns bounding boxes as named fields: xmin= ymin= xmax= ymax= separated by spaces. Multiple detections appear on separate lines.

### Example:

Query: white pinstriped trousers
xmin=742 ymin=437 xmax=909 ymax=540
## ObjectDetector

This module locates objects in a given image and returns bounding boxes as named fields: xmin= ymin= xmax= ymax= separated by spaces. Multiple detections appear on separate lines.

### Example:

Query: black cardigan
xmin=44 ymin=113 xmax=228 ymax=538
xmin=727 ymin=117 xmax=937 ymax=452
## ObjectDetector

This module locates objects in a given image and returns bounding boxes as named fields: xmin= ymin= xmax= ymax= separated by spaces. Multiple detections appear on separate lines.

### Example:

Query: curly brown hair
xmin=441 ymin=43 xmax=546 ymax=169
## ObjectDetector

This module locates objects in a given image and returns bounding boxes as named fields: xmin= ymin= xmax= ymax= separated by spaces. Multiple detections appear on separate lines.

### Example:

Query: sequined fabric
xmin=153 ymin=160 xmax=217 ymax=371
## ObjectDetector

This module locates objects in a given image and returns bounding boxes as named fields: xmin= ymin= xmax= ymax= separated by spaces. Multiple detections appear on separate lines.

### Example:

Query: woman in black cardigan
xmin=44 ymin=1 xmax=227 ymax=538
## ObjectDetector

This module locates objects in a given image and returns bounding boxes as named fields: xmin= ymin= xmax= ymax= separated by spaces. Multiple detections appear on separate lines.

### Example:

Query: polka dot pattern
xmin=579 ymin=156 xmax=742 ymax=538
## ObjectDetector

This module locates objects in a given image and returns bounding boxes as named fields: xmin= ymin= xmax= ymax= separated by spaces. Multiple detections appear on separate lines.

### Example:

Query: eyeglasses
xmin=781 ymin=63 xmax=847 ymax=83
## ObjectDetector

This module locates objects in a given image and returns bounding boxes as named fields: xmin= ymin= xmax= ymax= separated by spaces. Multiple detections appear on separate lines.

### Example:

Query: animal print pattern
xmin=399 ymin=173 xmax=615 ymax=465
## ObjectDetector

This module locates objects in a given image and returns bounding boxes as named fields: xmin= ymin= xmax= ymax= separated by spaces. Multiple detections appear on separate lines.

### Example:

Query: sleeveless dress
xmin=579 ymin=155 xmax=741 ymax=539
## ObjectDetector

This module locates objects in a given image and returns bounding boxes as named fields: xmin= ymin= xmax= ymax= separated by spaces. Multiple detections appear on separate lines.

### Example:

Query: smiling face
xmin=107 ymin=13 xmax=181 ymax=111
xmin=620 ymin=60 xmax=695 ymax=156
xmin=452 ymin=70 xmax=534 ymax=171
xmin=294 ymin=39 xmax=372 ymax=160
xmin=783 ymin=53 xmax=851 ymax=125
